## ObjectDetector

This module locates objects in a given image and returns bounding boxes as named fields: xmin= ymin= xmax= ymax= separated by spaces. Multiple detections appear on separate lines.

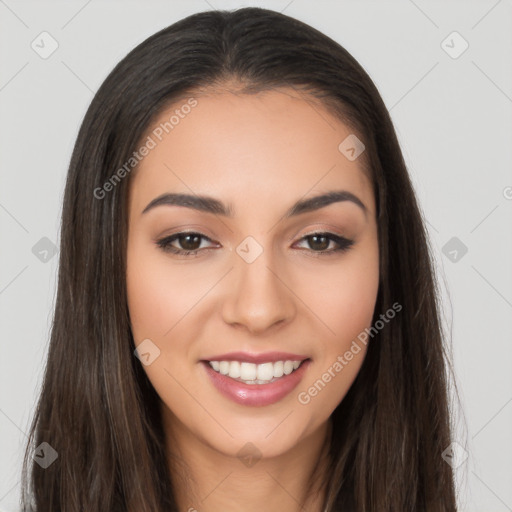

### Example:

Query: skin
xmin=126 ymin=86 xmax=379 ymax=512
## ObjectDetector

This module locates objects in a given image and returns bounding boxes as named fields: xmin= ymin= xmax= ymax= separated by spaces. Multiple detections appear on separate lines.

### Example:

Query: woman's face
xmin=126 ymin=87 xmax=379 ymax=459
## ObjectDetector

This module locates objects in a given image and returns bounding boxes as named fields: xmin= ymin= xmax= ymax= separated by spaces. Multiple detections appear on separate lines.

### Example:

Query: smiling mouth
xmin=206 ymin=359 xmax=309 ymax=385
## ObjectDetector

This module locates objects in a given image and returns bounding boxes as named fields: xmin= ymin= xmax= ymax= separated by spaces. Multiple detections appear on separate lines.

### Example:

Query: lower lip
xmin=202 ymin=359 xmax=311 ymax=407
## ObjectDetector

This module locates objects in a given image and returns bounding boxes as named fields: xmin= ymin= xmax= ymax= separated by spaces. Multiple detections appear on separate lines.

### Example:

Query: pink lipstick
xmin=201 ymin=353 xmax=311 ymax=406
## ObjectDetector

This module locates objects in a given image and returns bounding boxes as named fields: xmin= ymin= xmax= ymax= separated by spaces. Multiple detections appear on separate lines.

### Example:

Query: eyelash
xmin=155 ymin=231 xmax=354 ymax=258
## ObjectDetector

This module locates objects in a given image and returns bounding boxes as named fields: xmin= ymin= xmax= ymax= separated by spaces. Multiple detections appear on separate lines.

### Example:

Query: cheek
xmin=324 ymin=265 xmax=379 ymax=342
xmin=126 ymin=254 xmax=170 ymax=341
xmin=126 ymin=241 xmax=203 ymax=341
xmin=126 ymin=241 xmax=204 ymax=403
xmin=293 ymin=248 xmax=379 ymax=414
xmin=297 ymin=240 xmax=379 ymax=349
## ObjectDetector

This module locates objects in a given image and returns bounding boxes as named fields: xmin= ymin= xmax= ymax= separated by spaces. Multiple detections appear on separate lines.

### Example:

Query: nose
xmin=221 ymin=248 xmax=296 ymax=335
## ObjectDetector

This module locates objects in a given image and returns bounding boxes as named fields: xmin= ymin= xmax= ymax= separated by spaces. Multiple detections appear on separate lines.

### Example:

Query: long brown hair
xmin=20 ymin=7 xmax=460 ymax=511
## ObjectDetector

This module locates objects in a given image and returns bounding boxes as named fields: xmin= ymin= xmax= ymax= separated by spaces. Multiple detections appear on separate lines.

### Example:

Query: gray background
xmin=1 ymin=1 xmax=511 ymax=510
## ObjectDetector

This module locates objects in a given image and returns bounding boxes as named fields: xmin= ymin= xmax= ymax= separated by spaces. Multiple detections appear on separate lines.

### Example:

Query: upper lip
xmin=202 ymin=351 xmax=310 ymax=364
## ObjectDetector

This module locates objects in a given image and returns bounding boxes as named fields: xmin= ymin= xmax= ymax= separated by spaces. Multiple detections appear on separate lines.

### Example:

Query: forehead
xmin=129 ymin=88 xmax=374 ymax=218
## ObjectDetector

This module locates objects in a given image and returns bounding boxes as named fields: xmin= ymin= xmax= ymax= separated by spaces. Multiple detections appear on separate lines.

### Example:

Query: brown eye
xmin=294 ymin=232 xmax=354 ymax=255
xmin=306 ymin=234 xmax=330 ymax=251
xmin=174 ymin=233 xmax=202 ymax=251
xmin=155 ymin=231 xmax=354 ymax=258
xmin=156 ymin=232 xmax=215 ymax=255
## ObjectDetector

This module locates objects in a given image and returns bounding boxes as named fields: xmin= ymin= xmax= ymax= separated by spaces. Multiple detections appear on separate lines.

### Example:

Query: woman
xmin=20 ymin=7 xmax=460 ymax=511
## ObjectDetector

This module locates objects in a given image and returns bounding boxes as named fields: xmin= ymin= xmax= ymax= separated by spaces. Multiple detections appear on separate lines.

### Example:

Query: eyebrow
xmin=141 ymin=189 xmax=367 ymax=219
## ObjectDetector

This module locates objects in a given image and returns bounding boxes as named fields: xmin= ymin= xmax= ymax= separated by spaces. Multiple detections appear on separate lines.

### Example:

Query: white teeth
xmin=273 ymin=361 xmax=284 ymax=378
xmin=208 ymin=359 xmax=305 ymax=383
xmin=240 ymin=362 xmax=257 ymax=380
xmin=229 ymin=360 xmax=241 ymax=379
xmin=257 ymin=362 xmax=274 ymax=381
xmin=283 ymin=361 xmax=294 ymax=375
xmin=219 ymin=361 xmax=230 ymax=375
